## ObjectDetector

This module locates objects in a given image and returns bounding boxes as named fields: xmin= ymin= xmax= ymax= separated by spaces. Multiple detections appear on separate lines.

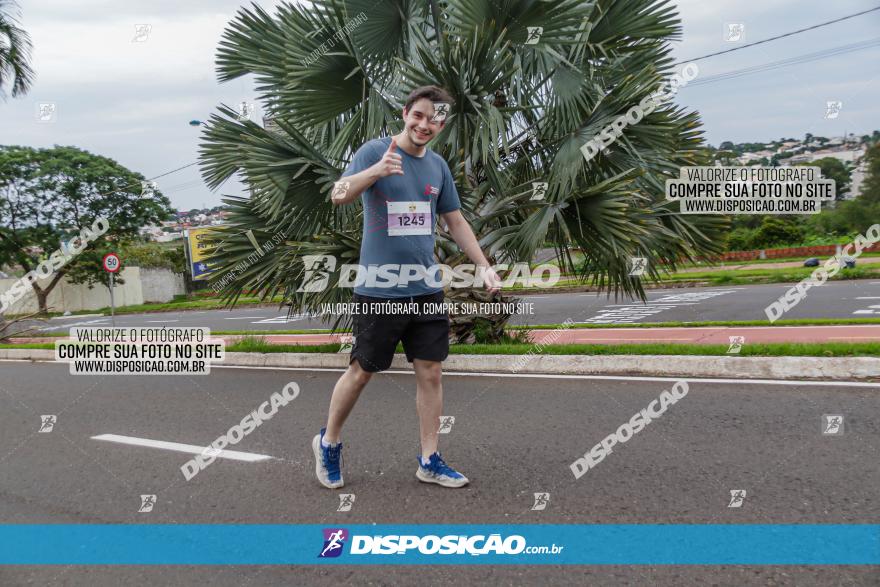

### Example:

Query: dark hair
xmin=403 ymin=85 xmax=454 ymax=112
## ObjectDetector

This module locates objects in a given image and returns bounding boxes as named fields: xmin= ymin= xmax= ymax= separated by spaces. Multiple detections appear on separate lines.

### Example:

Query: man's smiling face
xmin=403 ymin=98 xmax=445 ymax=146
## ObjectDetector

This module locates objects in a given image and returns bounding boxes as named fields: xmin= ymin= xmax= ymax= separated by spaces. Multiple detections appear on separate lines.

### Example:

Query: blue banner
xmin=0 ymin=525 xmax=877 ymax=565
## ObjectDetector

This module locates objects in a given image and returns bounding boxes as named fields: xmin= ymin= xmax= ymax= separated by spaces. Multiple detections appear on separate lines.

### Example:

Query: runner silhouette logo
xmin=319 ymin=528 xmax=349 ymax=558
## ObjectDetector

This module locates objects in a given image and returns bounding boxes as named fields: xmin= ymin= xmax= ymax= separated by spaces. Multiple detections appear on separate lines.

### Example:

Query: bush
xmin=750 ymin=217 xmax=803 ymax=248
xmin=799 ymin=233 xmax=851 ymax=246
xmin=726 ymin=227 xmax=757 ymax=251
xmin=123 ymin=242 xmax=186 ymax=272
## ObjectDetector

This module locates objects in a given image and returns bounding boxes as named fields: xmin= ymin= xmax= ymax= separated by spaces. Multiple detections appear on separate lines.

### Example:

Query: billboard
xmin=186 ymin=227 xmax=218 ymax=281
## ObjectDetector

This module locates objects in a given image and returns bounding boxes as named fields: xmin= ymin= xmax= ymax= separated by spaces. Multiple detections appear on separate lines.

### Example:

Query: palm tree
xmin=199 ymin=0 xmax=726 ymax=342
xmin=0 ymin=0 xmax=34 ymax=99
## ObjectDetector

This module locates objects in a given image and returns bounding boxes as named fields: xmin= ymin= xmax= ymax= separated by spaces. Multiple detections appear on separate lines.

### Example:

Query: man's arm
xmin=331 ymin=167 xmax=380 ymax=206
xmin=332 ymin=139 xmax=402 ymax=206
xmin=440 ymin=209 xmax=501 ymax=292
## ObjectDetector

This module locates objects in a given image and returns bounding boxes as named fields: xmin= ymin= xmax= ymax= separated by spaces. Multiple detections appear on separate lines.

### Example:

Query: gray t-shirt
xmin=342 ymin=137 xmax=461 ymax=298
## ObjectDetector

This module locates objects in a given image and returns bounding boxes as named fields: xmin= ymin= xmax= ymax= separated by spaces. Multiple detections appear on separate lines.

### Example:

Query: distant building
xmin=785 ymin=154 xmax=811 ymax=165
xmin=138 ymin=225 xmax=164 ymax=240
xmin=810 ymin=148 xmax=864 ymax=163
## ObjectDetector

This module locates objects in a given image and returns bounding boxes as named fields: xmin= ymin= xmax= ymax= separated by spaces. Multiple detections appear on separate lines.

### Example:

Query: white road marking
xmin=855 ymin=297 xmax=880 ymax=300
xmin=253 ymin=315 xmax=296 ymax=324
xmin=50 ymin=313 xmax=104 ymax=320
xmin=600 ymin=303 xmax=699 ymax=307
xmin=210 ymin=365 xmax=880 ymax=388
xmin=91 ymin=434 xmax=274 ymax=462
xmin=36 ymin=318 xmax=109 ymax=332
xmin=145 ymin=320 xmax=178 ymax=323
xmin=582 ymin=290 xmax=738 ymax=324
xmin=253 ymin=313 xmax=314 ymax=324
xmin=224 ymin=316 xmax=266 ymax=320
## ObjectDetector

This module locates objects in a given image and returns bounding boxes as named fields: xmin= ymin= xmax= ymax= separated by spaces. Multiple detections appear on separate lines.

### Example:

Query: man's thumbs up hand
xmin=375 ymin=137 xmax=404 ymax=177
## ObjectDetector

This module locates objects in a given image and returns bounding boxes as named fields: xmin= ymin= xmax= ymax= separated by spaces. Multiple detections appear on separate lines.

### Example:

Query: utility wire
xmin=147 ymin=162 xmax=199 ymax=181
xmin=674 ymin=5 xmax=880 ymax=65
xmin=686 ymin=37 xmax=880 ymax=87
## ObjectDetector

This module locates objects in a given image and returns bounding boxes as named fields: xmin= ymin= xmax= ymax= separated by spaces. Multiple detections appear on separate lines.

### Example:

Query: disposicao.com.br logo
xmin=318 ymin=528 xmax=563 ymax=558
xmin=297 ymin=256 xmax=561 ymax=292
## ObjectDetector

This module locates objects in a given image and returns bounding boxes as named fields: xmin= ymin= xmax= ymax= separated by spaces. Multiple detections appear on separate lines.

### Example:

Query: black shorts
xmin=349 ymin=291 xmax=449 ymax=372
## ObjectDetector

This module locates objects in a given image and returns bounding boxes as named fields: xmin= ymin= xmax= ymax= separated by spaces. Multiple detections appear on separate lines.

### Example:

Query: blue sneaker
xmin=416 ymin=452 xmax=469 ymax=488
xmin=312 ymin=428 xmax=344 ymax=489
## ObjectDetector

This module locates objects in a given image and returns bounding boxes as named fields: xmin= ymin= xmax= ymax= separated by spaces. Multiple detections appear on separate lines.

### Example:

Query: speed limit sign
xmin=102 ymin=252 xmax=121 ymax=273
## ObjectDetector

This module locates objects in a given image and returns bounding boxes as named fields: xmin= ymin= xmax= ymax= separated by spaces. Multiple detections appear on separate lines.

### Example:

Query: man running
xmin=312 ymin=85 xmax=500 ymax=489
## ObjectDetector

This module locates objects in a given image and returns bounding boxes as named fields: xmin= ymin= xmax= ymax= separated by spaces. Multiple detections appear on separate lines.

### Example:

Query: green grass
xmin=538 ymin=251 xmax=880 ymax=271
xmin=660 ymin=265 xmax=879 ymax=286
xmin=0 ymin=343 xmax=55 ymax=349
xmin=5 ymin=340 xmax=877 ymax=357
xmin=220 ymin=339 xmax=879 ymax=357
xmin=201 ymin=266 xmax=880 ymax=294
xmin=661 ymin=252 xmax=880 ymax=270
xmin=453 ymin=342 xmax=879 ymax=357
xmin=507 ymin=317 xmax=880 ymax=329
xmin=227 ymin=336 xmax=343 ymax=354
xmin=508 ymin=265 xmax=879 ymax=290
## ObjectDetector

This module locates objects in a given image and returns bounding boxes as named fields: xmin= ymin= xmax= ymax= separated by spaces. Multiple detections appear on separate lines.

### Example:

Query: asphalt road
xmin=16 ymin=279 xmax=880 ymax=335
xmin=0 ymin=361 xmax=877 ymax=585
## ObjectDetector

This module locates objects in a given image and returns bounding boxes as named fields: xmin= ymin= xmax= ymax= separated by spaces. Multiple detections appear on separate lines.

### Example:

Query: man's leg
xmin=405 ymin=309 xmax=468 ymax=488
xmin=413 ymin=358 xmax=443 ymax=459
xmin=324 ymin=358 xmax=373 ymax=444
xmin=412 ymin=356 xmax=468 ymax=487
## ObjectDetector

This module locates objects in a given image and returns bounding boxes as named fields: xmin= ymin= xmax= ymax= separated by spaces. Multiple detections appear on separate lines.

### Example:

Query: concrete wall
xmin=139 ymin=268 xmax=186 ymax=303
xmin=0 ymin=266 xmax=185 ymax=314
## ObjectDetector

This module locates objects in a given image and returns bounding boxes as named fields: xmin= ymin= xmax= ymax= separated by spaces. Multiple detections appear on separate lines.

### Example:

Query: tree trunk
xmin=445 ymin=287 xmax=517 ymax=344
xmin=35 ymin=288 xmax=49 ymax=314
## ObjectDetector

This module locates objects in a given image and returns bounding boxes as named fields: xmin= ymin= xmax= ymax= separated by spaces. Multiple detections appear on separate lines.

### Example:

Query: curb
xmin=4 ymin=349 xmax=877 ymax=381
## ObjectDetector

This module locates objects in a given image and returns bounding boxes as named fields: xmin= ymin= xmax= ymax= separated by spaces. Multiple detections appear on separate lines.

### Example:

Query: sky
xmin=1 ymin=0 xmax=878 ymax=211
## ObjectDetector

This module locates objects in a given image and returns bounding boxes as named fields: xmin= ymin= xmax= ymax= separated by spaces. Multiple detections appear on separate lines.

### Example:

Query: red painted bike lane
xmin=212 ymin=325 xmax=880 ymax=346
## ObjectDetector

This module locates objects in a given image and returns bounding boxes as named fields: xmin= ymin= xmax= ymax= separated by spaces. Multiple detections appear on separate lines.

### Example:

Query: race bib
xmin=387 ymin=201 xmax=431 ymax=236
